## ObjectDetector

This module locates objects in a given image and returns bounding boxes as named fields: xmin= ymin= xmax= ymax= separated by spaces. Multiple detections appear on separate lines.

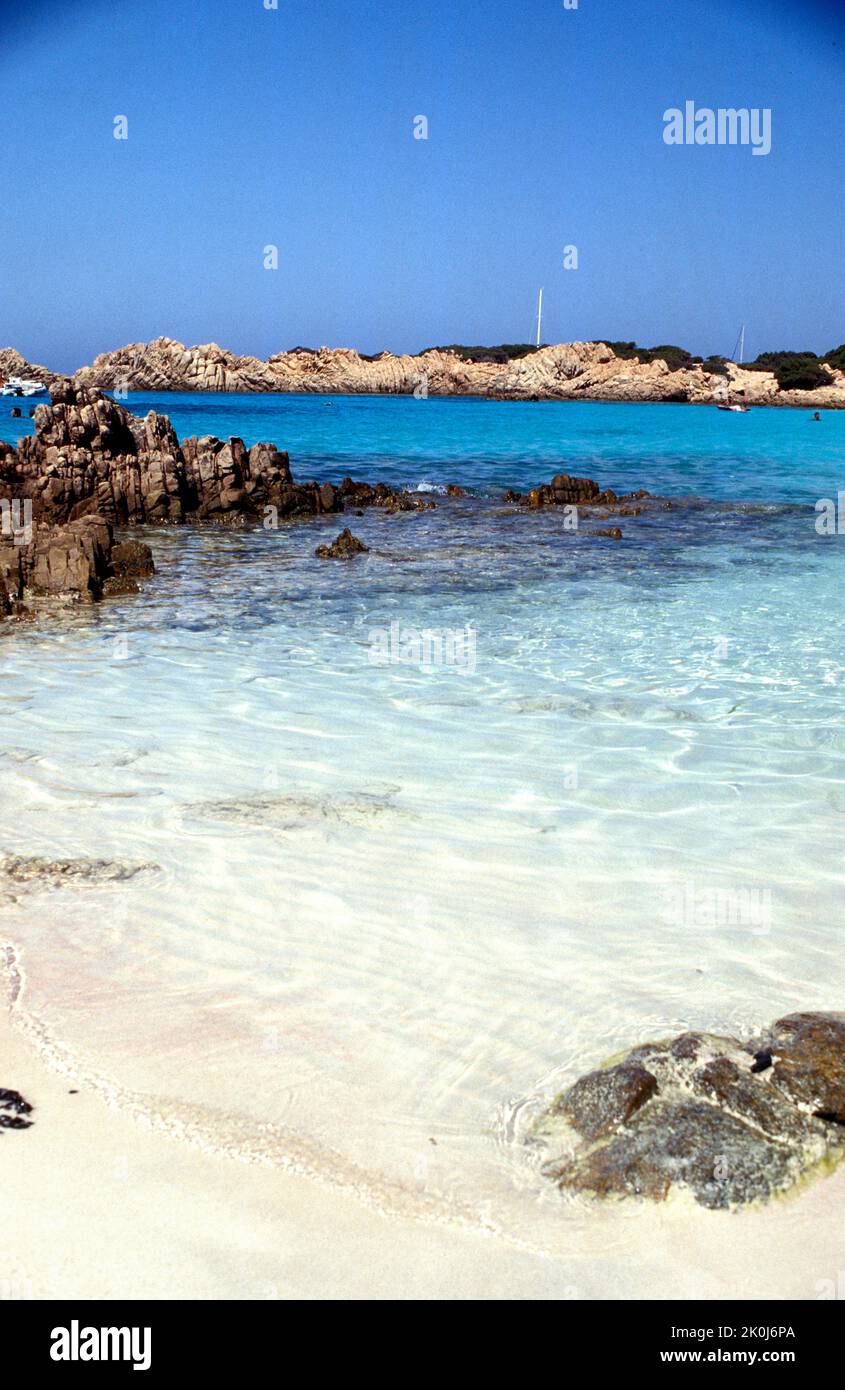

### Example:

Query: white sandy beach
xmin=3 ymin=951 xmax=844 ymax=1303
xmin=2 ymin=503 xmax=845 ymax=1301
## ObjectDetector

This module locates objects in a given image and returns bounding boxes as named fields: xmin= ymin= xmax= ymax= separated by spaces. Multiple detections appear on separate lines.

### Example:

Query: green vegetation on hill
xmin=822 ymin=345 xmax=845 ymax=372
xmin=603 ymin=341 xmax=841 ymax=389
xmin=744 ymin=350 xmax=833 ymax=390
xmin=600 ymin=341 xmax=698 ymax=372
xmin=700 ymin=355 xmax=729 ymax=377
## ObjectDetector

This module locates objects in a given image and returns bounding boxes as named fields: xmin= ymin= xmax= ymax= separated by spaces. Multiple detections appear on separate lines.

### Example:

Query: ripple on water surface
xmin=1 ymin=460 xmax=845 ymax=1247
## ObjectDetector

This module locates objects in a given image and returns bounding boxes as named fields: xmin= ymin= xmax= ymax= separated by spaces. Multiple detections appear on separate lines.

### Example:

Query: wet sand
xmin=4 ymin=967 xmax=845 ymax=1302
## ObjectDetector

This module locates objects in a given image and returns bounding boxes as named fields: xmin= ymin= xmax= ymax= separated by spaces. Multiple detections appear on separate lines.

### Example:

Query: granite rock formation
xmin=61 ymin=338 xmax=845 ymax=408
xmin=0 ymin=514 xmax=152 ymax=615
xmin=0 ymin=347 xmax=60 ymax=391
xmin=534 ymin=1012 xmax=845 ymax=1209
xmin=3 ymin=381 xmax=338 ymax=529
xmin=73 ymin=338 xmax=280 ymax=394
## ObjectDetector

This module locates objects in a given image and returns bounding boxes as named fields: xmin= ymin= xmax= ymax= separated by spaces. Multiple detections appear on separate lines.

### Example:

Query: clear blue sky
xmin=3 ymin=0 xmax=843 ymax=371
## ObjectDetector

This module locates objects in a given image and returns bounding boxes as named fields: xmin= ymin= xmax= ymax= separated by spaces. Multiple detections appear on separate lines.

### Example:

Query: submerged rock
xmin=534 ymin=1013 xmax=845 ymax=1209
xmin=0 ymin=853 xmax=155 ymax=896
xmin=110 ymin=539 xmax=155 ymax=579
xmin=315 ymin=528 xmax=369 ymax=560
xmin=192 ymin=789 xmax=405 ymax=831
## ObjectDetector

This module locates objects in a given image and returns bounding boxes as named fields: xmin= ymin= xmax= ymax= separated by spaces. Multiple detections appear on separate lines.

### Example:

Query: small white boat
xmin=1 ymin=376 xmax=48 ymax=397
xmin=714 ymin=324 xmax=750 ymax=411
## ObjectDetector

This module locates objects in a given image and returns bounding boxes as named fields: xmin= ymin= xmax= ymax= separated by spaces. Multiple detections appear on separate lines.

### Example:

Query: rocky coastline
xmin=0 ymin=381 xmax=659 ymax=617
xmin=3 ymin=385 xmax=845 ymax=1221
xmin=5 ymin=338 xmax=845 ymax=407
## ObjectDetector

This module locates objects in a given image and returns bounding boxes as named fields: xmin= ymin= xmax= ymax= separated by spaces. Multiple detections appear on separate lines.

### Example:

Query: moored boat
xmin=1 ymin=375 xmax=48 ymax=397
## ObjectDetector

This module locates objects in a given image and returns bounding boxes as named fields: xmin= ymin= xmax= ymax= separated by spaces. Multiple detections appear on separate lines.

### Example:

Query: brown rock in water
xmin=534 ymin=1012 xmax=845 ymax=1209
xmin=552 ymin=1099 xmax=795 ymax=1207
xmin=507 ymin=472 xmax=649 ymax=511
xmin=3 ymin=382 xmax=338 ymax=529
xmin=337 ymin=477 xmax=434 ymax=512
xmin=0 ymin=516 xmax=154 ymax=617
xmin=592 ymin=526 xmax=623 ymax=540
xmin=768 ymin=1013 xmax=845 ymax=1123
xmin=553 ymin=1061 xmax=658 ymax=1141
xmin=315 ymin=528 xmax=369 ymax=560
xmin=110 ymin=539 xmax=155 ymax=579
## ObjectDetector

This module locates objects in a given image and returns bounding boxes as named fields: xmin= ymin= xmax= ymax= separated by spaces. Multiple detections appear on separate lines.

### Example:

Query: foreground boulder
xmin=0 ymin=515 xmax=153 ymax=615
xmin=534 ymin=1012 xmax=845 ymax=1209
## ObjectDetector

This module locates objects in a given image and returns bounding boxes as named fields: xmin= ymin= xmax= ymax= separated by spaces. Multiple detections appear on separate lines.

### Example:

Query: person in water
xmin=812 ymin=411 xmax=822 ymax=421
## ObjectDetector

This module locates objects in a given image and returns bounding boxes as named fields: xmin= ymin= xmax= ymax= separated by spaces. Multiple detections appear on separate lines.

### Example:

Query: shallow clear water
xmin=1 ymin=395 xmax=844 ymax=1249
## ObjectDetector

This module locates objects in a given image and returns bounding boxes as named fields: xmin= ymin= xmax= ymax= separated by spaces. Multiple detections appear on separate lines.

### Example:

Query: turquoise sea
xmin=3 ymin=390 xmax=844 ymax=499
xmin=2 ymin=393 xmax=844 ymax=1263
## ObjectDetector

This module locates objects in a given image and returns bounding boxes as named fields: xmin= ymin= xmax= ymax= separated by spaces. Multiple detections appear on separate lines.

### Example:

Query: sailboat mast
xmin=536 ymin=289 xmax=543 ymax=349
xmin=739 ymin=324 xmax=745 ymax=365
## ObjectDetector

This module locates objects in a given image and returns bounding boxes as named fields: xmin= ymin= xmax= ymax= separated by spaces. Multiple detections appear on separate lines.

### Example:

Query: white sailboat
xmin=715 ymin=324 xmax=750 ymax=412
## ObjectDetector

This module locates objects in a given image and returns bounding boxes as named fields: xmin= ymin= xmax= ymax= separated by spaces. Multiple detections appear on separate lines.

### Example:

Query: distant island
xmin=2 ymin=339 xmax=843 ymax=407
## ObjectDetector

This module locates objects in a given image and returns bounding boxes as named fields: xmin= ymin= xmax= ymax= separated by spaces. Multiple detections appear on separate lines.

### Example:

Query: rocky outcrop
xmin=0 ymin=515 xmax=152 ymax=615
xmin=59 ymin=338 xmax=845 ymax=407
xmin=0 ymin=347 xmax=60 ymax=391
xmin=504 ymin=474 xmax=655 ymax=526
xmin=315 ymin=527 xmax=369 ymax=560
xmin=73 ymin=337 xmax=280 ymax=394
xmin=506 ymin=472 xmax=625 ymax=509
xmin=337 ymin=478 xmax=435 ymax=513
xmin=534 ymin=1013 xmax=845 ymax=1209
xmin=3 ymin=380 xmax=338 ymax=529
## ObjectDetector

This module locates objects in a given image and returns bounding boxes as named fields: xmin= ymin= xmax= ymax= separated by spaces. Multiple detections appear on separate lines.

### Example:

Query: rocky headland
xmin=7 ymin=338 xmax=845 ymax=407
